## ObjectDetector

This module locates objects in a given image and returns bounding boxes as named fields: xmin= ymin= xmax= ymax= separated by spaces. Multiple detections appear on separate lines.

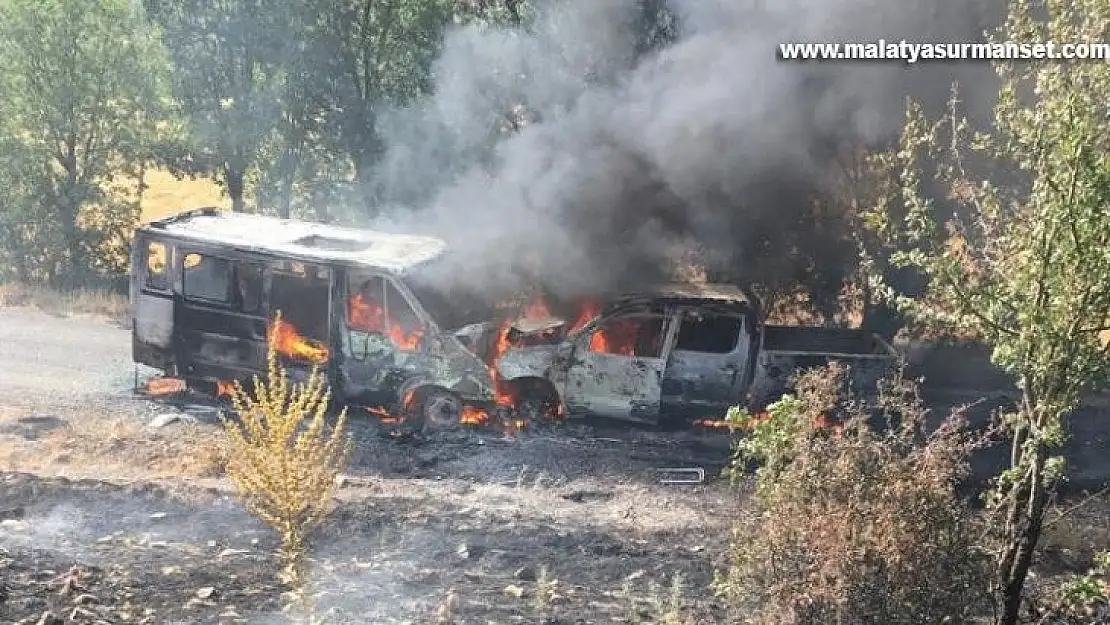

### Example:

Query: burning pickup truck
xmin=130 ymin=208 xmax=899 ymax=431
xmin=494 ymin=283 xmax=901 ymax=425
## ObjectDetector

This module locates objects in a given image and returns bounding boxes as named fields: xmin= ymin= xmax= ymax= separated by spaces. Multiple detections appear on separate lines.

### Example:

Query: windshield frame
xmin=402 ymin=258 xmax=498 ymax=332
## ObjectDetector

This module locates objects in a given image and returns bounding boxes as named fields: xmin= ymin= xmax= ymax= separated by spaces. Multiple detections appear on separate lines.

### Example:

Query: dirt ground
xmin=0 ymin=308 xmax=1108 ymax=624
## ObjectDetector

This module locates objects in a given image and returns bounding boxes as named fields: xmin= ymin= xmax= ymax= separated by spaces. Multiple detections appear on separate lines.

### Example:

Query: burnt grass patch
xmin=0 ymin=472 xmax=733 ymax=624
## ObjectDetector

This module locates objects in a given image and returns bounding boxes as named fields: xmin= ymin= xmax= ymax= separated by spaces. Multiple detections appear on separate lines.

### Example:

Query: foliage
xmin=1034 ymin=551 xmax=1110 ymax=624
xmin=272 ymin=0 xmax=461 ymax=216
xmin=0 ymin=0 xmax=170 ymax=284
xmin=221 ymin=316 xmax=353 ymax=585
xmin=864 ymin=2 xmax=1110 ymax=622
xmin=146 ymin=0 xmax=290 ymax=212
xmin=716 ymin=364 xmax=992 ymax=625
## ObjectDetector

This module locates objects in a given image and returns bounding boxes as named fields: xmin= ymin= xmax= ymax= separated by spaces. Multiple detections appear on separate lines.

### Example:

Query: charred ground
xmin=1 ymin=308 xmax=1109 ymax=624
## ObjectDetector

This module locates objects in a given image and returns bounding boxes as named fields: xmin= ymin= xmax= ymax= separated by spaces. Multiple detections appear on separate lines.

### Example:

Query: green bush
xmin=715 ymin=363 xmax=993 ymax=624
xmin=1034 ymin=550 xmax=1110 ymax=623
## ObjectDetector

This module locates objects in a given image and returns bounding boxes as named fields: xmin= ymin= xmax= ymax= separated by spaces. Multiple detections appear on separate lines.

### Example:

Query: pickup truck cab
xmin=496 ymin=284 xmax=901 ymax=425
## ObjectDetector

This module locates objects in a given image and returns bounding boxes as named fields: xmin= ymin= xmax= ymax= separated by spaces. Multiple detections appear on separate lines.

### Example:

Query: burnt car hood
xmin=497 ymin=344 xmax=559 ymax=380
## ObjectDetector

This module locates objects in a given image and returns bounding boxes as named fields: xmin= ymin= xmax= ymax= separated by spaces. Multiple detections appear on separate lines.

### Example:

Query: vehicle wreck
xmin=494 ymin=283 xmax=901 ymax=426
xmin=131 ymin=208 xmax=900 ymax=431
xmin=130 ymin=207 xmax=504 ymax=431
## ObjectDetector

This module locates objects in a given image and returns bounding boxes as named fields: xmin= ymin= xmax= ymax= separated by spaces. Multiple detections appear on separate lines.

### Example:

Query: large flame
xmin=568 ymin=299 xmax=600 ymax=333
xmin=358 ymin=292 xmax=617 ymax=434
xmin=269 ymin=318 xmax=330 ymax=364
xmin=348 ymin=293 xmax=425 ymax=351
xmin=454 ymin=293 xmax=555 ymax=433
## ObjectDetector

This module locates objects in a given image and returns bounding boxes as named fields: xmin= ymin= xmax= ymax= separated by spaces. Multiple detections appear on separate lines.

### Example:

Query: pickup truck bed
xmin=746 ymin=325 xmax=901 ymax=409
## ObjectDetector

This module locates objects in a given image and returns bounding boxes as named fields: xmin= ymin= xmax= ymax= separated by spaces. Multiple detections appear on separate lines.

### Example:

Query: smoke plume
xmin=367 ymin=0 xmax=1005 ymax=305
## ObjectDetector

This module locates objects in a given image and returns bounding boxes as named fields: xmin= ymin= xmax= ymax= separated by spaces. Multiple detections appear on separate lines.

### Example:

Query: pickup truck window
xmin=235 ymin=262 xmax=263 ymax=313
xmin=588 ymin=313 xmax=667 ymax=358
xmin=182 ymin=253 xmax=231 ymax=303
xmin=384 ymin=280 xmax=425 ymax=351
xmin=674 ymin=310 xmax=742 ymax=354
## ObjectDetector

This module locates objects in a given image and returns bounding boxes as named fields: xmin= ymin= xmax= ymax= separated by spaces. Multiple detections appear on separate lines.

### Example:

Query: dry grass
xmin=136 ymin=168 xmax=228 ymax=223
xmin=0 ymin=282 xmax=130 ymax=325
xmin=0 ymin=416 xmax=228 ymax=480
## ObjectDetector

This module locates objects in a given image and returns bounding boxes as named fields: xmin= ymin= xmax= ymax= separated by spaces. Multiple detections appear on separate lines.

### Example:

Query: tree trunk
xmin=57 ymin=138 xmax=85 ymax=288
xmin=137 ymin=162 xmax=148 ymax=213
xmin=996 ymin=408 xmax=1050 ymax=625
xmin=226 ymin=165 xmax=246 ymax=213
xmin=278 ymin=152 xmax=296 ymax=220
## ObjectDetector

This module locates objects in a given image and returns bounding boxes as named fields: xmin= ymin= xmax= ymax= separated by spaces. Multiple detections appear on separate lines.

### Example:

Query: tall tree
xmin=0 ymin=0 xmax=170 ymax=284
xmin=146 ymin=0 xmax=288 ymax=213
xmin=866 ymin=2 xmax=1110 ymax=623
xmin=323 ymin=0 xmax=455 ymax=196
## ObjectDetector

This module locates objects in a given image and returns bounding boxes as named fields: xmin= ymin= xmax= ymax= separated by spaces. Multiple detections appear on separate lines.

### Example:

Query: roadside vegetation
xmin=860 ymin=1 xmax=1110 ymax=621
xmin=716 ymin=364 xmax=993 ymax=624
xmin=220 ymin=322 xmax=353 ymax=607
xmin=710 ymin=1 xmax=1110 ymax=621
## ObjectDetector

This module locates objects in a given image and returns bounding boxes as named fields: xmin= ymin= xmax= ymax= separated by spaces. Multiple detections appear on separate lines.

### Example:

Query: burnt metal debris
xmin=130 ymin=209 xmax=900 ymax=432
xmin=656 ymin=467 xmax=707 ymax=485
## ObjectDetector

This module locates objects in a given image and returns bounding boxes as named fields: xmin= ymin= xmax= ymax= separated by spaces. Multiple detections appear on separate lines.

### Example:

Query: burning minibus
xmin=130 ymin=207 xmax=508 ymax=430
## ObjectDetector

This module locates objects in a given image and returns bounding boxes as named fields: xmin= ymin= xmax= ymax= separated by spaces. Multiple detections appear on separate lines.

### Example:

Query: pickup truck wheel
xmin=413 ymin=388 xmax=463 ymax=432
xmin=512 ymin=381 xmax=561 ymax=424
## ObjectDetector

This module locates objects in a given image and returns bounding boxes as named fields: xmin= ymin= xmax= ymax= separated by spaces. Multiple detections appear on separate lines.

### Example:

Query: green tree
xmin=248 ymin=0 xmax=467 ymax=220
xmin=146 ymin=0 xmax=288 ymax=213
xmin=323 ymin=0 xmax=457 ymax=201
xmin=866 ymin=2 xmax=1110 ymax=622
xmin=0 ymin=0 xmax=170 ymax=284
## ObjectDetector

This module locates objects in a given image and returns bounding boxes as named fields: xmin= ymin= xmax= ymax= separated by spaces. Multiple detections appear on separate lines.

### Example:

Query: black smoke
xmin=365 ymin=0 xmax=1006 ymax=308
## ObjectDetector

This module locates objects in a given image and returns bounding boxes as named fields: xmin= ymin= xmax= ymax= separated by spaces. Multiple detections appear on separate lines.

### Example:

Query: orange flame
xmin=522 ymin=293 xmax=551 ymax=318
xmin=589 ymin=317 xmax=640 ymax=356
xmin=142 ymin=377 xmax=186 ymax=397
xmin=693 ymin=418 xmax=746 ymax=430
xmin=569 ymin=299 xmax=600 ymax=333
xmin=694 ymin=412 xmax=771 ymax=431
xmin=216 ymin=380 xmax=236 ymax=398
xmin=348 ymin=293 xmax=425 ymax=351
xmin=365 ymin=389 xmax=418 ymax=426
xmin=269 ymin=318 xmax=330 ymax=364
xmin=457 ymin=292 xmax=561 ymax=431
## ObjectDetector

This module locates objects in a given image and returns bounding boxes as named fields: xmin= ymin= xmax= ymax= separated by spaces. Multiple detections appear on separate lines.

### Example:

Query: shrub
xmin=715 ymin=363 xmax=993 ymax=625
xmin=221 ymin=322 xmax=353 ymax=586
xmin=1033 ymin=550 xmax=1110 ymax=624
